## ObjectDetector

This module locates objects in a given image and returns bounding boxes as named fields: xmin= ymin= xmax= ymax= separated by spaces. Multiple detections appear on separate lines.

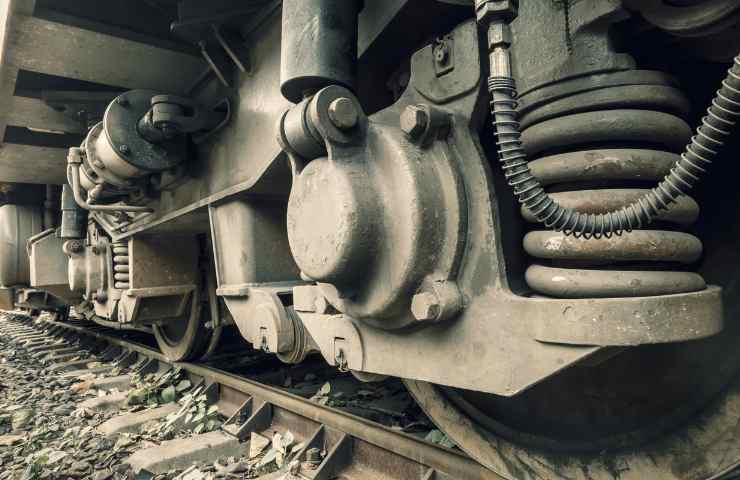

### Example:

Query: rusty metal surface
xmin=523 ymin=230 xmax=703 ymax=264
xmin=525 ymin=264 xmax=706 ymax=298
xmin=30 ymin=315 xmax=493 ymax=480
xmin=407 ymin=374 xmax=740 ymax=480
xmin=94 ymin=1 xmax=431 ymax=241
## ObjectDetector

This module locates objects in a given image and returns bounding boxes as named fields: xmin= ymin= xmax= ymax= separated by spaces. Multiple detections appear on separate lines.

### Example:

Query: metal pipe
xmin=59 ymin=184 xmax=87 ymax=239
xmin=67 ymin=150 xmax=153 ymax=213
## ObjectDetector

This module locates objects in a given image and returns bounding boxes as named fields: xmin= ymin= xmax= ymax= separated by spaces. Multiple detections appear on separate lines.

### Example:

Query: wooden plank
xmin=6 ymin=15 xmax=205 ymax=93
xmin=0 ymin=143 xmax=67 ymax=184
xmin=7 ymin=96 xmax=84 ymax=134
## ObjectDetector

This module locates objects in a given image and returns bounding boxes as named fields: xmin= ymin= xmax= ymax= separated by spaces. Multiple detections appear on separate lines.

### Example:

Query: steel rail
xmin=23 ymin=316 xmax=498 ymax=480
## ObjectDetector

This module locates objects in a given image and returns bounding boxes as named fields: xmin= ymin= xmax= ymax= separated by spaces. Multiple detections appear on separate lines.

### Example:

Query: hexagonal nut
xmin=487 ymin=23 xmax=512 ymax=47
xmin=411 ymin=291 xmax=441 ymax=322
xmin=475 ymin=0 xmax=518 ymax=23
xmin=400 ymin=105 xmax=429 ymax=140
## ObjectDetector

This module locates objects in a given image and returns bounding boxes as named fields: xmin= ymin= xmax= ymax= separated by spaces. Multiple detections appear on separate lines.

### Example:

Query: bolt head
xmin=119 ymin=144 xmax=130 ymax=155
xmin=328 ymin=97 xmax=359 ymax=130
xmin=434 ymin=44 xmax=449 ymax=63
xmin=400 ymin=105 xmax=429 ymax=140
xmin=411 ymin=291 xmax=441 ymax=322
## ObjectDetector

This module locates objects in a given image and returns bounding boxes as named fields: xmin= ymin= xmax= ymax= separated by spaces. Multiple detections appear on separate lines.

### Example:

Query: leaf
xmin=257 ymin=447 xmax=278 ymax=468
xmin=184 ymin=413 xmax=193 ymax=425
xmin=206 ymin=405 xmax=219 ymax=417
xmin=175 ymin=380 xmax=192 ymax=392
xmin=318 ymin=382 xmax=331 ymax=396
xmin=160 ymin=385 xmax=177 ymax=404
xmin=46 ymin=450 xmax=67 ymax=465
xmin=424 ymin=429 xmax=456 ymax=449
xmin=281 ymin=431 xmax=295 ymax=451
xmin=193 ymin=422 xmax=205 ymax=434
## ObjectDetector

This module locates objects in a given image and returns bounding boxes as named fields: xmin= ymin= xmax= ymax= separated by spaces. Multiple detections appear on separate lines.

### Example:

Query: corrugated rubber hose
xmin=491 ymin=55 xmax=740 ymax=238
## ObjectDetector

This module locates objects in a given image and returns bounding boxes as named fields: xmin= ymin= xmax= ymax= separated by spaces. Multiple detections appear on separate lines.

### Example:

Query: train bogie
xmin=1 ymin=0 xmax=740 ymax=477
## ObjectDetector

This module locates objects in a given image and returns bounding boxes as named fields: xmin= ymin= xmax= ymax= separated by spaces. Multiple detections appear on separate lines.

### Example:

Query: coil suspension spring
xmin=112 ymin=241 xmax=130 ymax=290
xmin=512 ymin=71 xmax=711 ymax=298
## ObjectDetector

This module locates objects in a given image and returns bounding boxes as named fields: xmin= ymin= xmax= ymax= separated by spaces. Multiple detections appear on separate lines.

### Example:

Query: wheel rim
xmin=153 ymin=291 xmax=212 ymax=361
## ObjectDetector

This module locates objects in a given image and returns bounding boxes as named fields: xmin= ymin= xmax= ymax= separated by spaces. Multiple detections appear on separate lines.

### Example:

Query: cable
xmin=489 ymin=48 xmax=740 ymax=238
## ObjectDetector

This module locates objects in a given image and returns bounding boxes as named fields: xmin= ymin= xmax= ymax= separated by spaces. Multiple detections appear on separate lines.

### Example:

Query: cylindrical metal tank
xmin=0 ymin=204 xmax=43 ymax=287
xmin=280 ymin=0 xmax=361 ymax=103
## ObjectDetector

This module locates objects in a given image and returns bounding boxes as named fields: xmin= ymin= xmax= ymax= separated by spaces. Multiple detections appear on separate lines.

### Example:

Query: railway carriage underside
xmin=2 ymin=0 xmax=740 ymax=477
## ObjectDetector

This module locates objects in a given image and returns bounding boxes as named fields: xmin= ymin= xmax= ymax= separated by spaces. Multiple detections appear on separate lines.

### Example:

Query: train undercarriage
xmin=1 ymin=0 xmax=740 ymax=477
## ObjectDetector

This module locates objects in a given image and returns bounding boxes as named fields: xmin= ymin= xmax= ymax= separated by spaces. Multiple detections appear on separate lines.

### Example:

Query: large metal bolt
xmin=411 ymin=281 xmax=463 ymax=322
xmin=400 ymin=105 xmax=429 ymax=141
xmin=119 ymin=144 xmax=130 ymax=155
xmin=411 ymin=291 xmax=441 ymax=321
xmin=328 ymin=97 xmax=358 ymax=130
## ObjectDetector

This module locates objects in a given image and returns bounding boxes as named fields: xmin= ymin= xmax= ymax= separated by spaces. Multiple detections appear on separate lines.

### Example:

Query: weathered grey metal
xmin=59 ymin=185 xmax=86 ymax=239
xmin=522 ymin=110 xmax=692 ymax=157
xmin=521 ymin=189 xmax=700 ymax=227
xmin=523 ymin=230 xmax=703 ymax=264
xmin=625 ymin=0 xmax=740 ymax=38
xmin=280 ymin=0 xmax=361 ymax=103
xmin=278 ymin=20 xmax=723 ymax=396
xmin=406 ymin=367 xmax=740 ymax=480
xmin=67 ymin=147 xmax=154 ymax=213
xmin=283 ymin=84 xmax=464 ymax=329
xmin=525 ymin=265 xmax=707 ymax=299
xmin=5 ymin=2 xmax=740 ymax=476
xmin=30 ymin=315 xmax=493 ymax=480
xmin=509 ymin=0 xmax=634 ymax=96
xmin=0 ymin=144 xmax=68 ymax=185
xmin=517 ymin=68 xmax=709 ymax=298
xmin=0 ymin=204 xmax=42 ymax=287
xmin=28 ymin=228 xmax=79 ymax=302
xmin=84 ymin=1 xmax=424 ymax=242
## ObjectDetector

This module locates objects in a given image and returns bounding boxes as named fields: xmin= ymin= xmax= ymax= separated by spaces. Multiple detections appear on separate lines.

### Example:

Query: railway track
xmin=0 ymin=311 xmax=494 ymax=479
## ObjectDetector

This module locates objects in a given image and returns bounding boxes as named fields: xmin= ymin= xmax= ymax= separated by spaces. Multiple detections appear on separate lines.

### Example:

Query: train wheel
xmin=153 ymin=290 xmax=216 ymax=362
xmin=406 ymin=211 xmax=740 ymax=479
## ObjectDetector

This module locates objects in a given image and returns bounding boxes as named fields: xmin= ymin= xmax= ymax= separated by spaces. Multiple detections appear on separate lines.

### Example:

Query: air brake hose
xmin=488 ymin=38 xmax=740 ymax=238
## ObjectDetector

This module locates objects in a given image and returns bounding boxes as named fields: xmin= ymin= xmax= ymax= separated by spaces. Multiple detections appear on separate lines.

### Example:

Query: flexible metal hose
xmin=491 ymin=56 xmax=740 ymax=238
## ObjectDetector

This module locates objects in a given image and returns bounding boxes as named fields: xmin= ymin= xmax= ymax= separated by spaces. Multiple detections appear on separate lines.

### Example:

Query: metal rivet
xmin=119 ymin=144 xmax=130 ymax=155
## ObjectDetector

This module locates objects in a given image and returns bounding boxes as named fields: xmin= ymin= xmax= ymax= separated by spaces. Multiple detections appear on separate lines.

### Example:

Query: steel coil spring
xmin=490 ymin=55 xmax=740 ymax=238
xmin=514 ymin=71 xmax=708 ymax=298
xmin=112 ymin=241 xmax=130 ymax=290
